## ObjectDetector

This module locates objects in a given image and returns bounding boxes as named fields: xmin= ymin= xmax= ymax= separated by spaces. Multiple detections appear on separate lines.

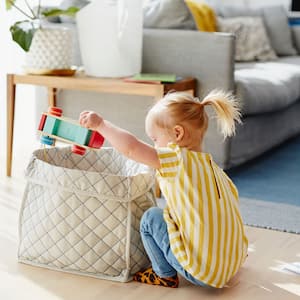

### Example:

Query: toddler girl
xmin=79 ymin=90 xmax=248 ymax=289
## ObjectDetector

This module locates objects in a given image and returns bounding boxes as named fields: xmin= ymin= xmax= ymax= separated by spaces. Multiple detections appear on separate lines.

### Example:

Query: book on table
xmin=124 ymin=73 xmax=178 ymax=84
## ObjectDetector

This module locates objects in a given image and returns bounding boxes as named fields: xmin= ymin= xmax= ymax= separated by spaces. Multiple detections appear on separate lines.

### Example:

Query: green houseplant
xmin=5 ymin=0 xmax=79 ymax=51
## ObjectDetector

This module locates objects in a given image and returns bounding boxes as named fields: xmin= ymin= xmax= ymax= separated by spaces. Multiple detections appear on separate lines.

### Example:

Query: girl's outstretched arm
xmin=79 ymin=111 xmax=160 ymax=169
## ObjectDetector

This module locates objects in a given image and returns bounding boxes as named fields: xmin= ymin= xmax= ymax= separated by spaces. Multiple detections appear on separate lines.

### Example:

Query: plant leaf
xmin=10 ymin=21 xmax=36 ymax=52
xmin=5 ymin=0 xmax=15 ymax=10
xmin=41 ymin=6 xmax=80 ymax=18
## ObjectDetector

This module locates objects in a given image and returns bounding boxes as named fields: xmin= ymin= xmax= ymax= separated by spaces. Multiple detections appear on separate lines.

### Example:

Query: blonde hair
xmin=148 ymin=90 xmax=241 ymax=139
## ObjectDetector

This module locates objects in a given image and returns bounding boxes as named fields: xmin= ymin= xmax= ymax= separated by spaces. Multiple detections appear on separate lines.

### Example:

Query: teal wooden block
xmin=56 ymin=121 xmax=77 ymax=142
xmin=74 ymin=126 xmax=91 ymax=145
xmin=54 ymin=120 xmax=90 ymax=145
xmin=43 ymin=116 xmax=60 ymax=135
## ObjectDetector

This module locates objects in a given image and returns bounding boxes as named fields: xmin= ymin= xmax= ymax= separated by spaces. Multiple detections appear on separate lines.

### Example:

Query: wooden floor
xmin=1 ymin=172 xmax=299 ymax=300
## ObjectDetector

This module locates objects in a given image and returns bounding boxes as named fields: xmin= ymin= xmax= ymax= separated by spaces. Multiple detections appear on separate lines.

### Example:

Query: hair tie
xmin=193 ymin=96 xmax=201 ymax=103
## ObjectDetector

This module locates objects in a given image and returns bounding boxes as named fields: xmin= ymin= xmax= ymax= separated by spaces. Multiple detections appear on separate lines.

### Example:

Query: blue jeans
xmin=140 ymin=207 xmax=207 ymax=287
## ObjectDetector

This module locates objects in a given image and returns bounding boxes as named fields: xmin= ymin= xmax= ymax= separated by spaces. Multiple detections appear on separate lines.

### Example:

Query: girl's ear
xmin=173 ymin=125 xmax=184 ymax=142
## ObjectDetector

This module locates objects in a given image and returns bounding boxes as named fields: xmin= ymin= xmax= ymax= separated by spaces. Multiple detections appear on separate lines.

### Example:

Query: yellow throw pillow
xmin=185 ymin=0 xmax=217 ymax=32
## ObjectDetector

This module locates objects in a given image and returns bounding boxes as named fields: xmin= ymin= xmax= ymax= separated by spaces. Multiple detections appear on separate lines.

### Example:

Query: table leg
xmin=6 ymin=74 xmax=16 ymax=177
xmin=47 ymin=87 xmax=57 ymax=146
xmin=48 ymin=87 xmax=57 ymax=107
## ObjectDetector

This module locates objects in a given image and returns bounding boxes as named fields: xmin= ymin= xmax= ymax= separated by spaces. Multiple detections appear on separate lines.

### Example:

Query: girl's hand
xmin=79 ymin=111 xmax=103 ymax=131
xmin=80 ymin=111 xmax=160 ymax=169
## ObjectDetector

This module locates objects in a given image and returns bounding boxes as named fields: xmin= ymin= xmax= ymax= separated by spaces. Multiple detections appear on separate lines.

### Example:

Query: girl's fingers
xmin=79 ymin=111 xmax=89 ymax=119
xmin=79 ymin=115 xmax=88 ymax=126
xmin=79 ymin=111 xmax=90 ymax=126
xmin=79 ymin=111 xmax=100 ymax=129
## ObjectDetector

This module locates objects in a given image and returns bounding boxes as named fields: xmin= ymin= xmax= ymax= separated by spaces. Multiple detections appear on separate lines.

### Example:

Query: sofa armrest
xmin=143 ymin=29 xmax=235 ymax=168
xmin=142 ymin=29 xmax=235 ymax=97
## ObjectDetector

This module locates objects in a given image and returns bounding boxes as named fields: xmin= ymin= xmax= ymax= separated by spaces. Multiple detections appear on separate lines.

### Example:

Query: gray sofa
xmin=35 ymin=4 xmax=300 ymax=170
xmin=142 ymin=28 xmax=300 ymax=169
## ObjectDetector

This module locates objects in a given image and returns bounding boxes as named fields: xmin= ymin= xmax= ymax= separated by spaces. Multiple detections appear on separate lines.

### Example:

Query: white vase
xmin=24 ymin=26 xmax=73 ymax=74
xmin=76 ymin=0 xmax=143 ymax=77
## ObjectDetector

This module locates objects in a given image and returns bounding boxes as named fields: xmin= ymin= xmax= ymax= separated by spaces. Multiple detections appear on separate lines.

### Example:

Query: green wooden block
xmin=43 ymin=116 xmax=60 ymax=135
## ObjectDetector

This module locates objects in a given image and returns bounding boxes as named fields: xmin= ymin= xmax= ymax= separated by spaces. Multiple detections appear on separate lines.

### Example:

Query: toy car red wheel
xmin=72 ymin=145 xmax=86 ymax=155
xmin=48 ymin=106 xmax=63 ymax=117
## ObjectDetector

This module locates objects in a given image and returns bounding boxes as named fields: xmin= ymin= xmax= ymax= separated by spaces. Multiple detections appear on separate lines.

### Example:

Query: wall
xmin=0 ymin=1 xmax=62 ymax=177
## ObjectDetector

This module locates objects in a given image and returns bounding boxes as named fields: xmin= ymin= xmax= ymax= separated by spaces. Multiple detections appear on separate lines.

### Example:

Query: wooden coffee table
xmin=6 ymin=73 xmax=197 ymax=177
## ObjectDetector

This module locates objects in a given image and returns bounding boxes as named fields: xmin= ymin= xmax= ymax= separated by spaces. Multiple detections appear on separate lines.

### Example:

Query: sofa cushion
xmin=262 ymin=6 xmax=297 ymax=56
xmin=217 ymin=16 xmax=277 ymax=62
xmin=216 ymin=5 xmax=297 ymax=56
xmin=143 ymin=0 xmax=196 ymax=29
xmin=235 ymin=58 xmax=300 ymax=115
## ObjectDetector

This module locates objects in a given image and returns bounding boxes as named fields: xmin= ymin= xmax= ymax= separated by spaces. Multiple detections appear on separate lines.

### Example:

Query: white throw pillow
xmin=215 ymin=5 xmax=297 ymax=56
xmin=217 ymin=16 xmax=278 ymax=62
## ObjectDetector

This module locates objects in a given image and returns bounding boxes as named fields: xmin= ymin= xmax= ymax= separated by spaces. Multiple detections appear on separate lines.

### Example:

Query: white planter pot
xmin=76 ymin=0 xmax=143 ymax=78
xmin=24 ymin=27 xmax=73 ymax=74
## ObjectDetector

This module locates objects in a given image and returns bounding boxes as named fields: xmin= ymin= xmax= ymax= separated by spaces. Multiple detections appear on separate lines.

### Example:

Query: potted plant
xmin=5 ymin=0 xmax=80 ymax=74
xmin=6 ymin=0 xmax=79 ymax=51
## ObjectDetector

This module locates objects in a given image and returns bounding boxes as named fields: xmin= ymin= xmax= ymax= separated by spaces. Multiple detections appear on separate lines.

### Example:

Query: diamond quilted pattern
xmin=19 ymin=147 xmax=156 ymax=282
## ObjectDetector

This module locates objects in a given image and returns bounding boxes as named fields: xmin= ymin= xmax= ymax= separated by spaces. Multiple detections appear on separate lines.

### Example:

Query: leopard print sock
xmin=133 ymin=267 xmax=179 ymax=288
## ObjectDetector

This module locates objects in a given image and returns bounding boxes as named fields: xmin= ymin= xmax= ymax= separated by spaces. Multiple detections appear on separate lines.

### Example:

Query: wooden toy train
xmin=38 ymin=107 xmax=104 ymax=155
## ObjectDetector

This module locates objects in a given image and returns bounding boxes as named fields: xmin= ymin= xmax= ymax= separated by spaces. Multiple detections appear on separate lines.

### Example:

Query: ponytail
xmin=201 ymin=90 xmax=241 ymax=138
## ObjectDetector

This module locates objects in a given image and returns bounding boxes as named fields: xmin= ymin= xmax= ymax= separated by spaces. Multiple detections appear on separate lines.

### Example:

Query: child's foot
xmin=133 ymin=267 xmax=179 ymax=288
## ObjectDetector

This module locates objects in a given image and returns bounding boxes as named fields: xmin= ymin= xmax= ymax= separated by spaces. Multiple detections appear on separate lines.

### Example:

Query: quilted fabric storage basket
xmin=18 ymin=146 xmax=156 ymax=282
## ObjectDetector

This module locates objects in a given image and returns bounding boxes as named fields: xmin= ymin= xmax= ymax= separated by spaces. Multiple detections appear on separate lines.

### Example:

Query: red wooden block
xmin=88 ymin=131 xmax=105 ymax=148
xmin=48 ymin=106 xmax=63 ymax=117
xmin=38 ymin=114 xmax=47 ymax=131
xmin=72 ymin=145 xmax=86 ymax=155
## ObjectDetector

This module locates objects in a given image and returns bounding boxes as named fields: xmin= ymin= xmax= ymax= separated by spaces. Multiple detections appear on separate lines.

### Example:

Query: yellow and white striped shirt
xmin=156 ymin=143 xmax=248 ymax=288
